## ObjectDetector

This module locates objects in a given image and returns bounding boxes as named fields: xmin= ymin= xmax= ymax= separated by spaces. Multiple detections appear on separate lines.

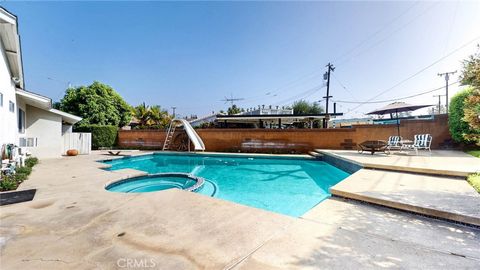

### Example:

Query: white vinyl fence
xmin=62 ymin=132 xmax=91 ymax=155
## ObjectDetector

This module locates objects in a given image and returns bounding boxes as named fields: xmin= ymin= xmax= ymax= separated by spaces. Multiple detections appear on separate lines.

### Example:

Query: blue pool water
xmin=103 ymin=153 xmax=350 ymax=217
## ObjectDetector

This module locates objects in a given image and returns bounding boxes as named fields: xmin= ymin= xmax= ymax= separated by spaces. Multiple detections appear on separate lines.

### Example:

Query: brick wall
xmin=118 ymin=115 xmax=451 ymax=153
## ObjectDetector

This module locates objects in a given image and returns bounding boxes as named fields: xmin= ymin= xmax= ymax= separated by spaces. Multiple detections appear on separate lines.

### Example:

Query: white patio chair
xmin=404 ymin=134 xmax=432 ymax=155
xmin=386 ymin=136 xmax=402 ymax=151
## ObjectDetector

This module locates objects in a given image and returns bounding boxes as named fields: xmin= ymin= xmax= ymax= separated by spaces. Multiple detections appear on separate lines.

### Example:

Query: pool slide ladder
xmin=163 ymin=119 xmax=206 ymax=151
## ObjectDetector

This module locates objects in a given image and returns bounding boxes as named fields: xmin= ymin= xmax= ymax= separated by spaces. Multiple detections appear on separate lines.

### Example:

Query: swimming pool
xmin=103 ymin=153 xmax=350 ymax=217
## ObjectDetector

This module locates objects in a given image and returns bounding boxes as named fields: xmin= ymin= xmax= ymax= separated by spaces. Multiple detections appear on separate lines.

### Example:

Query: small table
xmin=399 ymin=140 xmax=414 ymax=152
xmin=357 ymin=140 xmax=390 ymax=155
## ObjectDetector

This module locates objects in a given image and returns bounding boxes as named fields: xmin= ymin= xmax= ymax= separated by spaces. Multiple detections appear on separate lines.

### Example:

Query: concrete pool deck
xmin=317 ymin=150 xmax=480 ymax=226
xmin=1 ymin=151 xmax=479 ymax=269
xmin=317 ymin=149 xmax=480 ymax=177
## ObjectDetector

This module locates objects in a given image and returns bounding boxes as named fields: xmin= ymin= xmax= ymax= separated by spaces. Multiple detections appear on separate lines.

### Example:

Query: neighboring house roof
xmin=0 ymin=7 xmax=24 ymax=88
xmin=16 ymin=88 xmax=82 ymax=125
xmin=189 ymin=114 xmax=217 ymax=127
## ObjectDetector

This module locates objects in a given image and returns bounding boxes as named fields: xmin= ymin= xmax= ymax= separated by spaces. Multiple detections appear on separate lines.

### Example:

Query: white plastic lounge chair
xmin=403 ymin=134 xmax=432 ymax=155
xmin=386 ymin=136 xmax=402 ymax=150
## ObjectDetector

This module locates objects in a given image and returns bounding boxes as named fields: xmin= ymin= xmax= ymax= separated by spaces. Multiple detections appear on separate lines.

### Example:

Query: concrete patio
xmin=331 ymin=169 xmax=480 ymax=226
xmin=317 ymin=150 xmax=480 ymax=226
xmin=0 ymin=152 xmax=479 ymax=269
xmin=317 ymin=149 xmax=480 ymax=177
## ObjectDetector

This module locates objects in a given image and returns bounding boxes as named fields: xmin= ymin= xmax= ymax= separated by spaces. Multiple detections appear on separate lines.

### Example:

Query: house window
xmin=0 ymin=92 xmax=3 ymax=107
xmin=18 ymin=108 xmax=25 ymax=133
xmin=9 ymin=101 xmax=15 ymax=112
xmin=19 ymin=137 xmax=37 ymax=147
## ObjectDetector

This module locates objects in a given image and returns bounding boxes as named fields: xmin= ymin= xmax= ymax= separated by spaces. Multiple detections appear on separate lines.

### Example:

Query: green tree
xmin=456 ymin=47 xmax=480 ymax=145
xmin=131 ymin=103 xmax=171 ymax=128
xmin=132 ymin=103 xmax=150 ymax=126
xmin=462 ymin=89 xmax=480 ymax=145
xmin=292 ymin=100 xmax=324 ymax=115
xmin=449 ymin=88 xmax=477 ymax=143
xmin=227 ymin=104 xmax=244 ymax=115
xmin=149 ymin=105 xmax=171 ymax=127
xmin=57 ymin=81 xmax=131 ymax=127
xmin=461 ymin=45 xmax=480 ymax=89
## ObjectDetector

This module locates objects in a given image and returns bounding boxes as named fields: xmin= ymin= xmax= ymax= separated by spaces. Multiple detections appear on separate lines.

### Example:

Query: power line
xmin=226 ymin=3 xmax=434 ymax=108
xmin=238 ymin=70 xmax=324 ymax=103
xmin=443 ymin=1 xmax=460 ymax=56
xmin=334 ymin=81 xmax=459 ymax=104
xmin=334 ymin=1 xmax=420 ymax=64
xmin=332 ymin=73 xmax=358 ymax=101
xmin=274 ymin=84 xmax=326 ymax=106
xmin=337 ymin=2 xmax=438 ymax=65
xmin=347 ymin=35 xmax=480 ymax=112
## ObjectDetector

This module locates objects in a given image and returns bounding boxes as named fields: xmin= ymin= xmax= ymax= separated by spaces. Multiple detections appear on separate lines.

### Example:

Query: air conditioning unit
xmin=19 ymin=137 xmax=38 ymax=147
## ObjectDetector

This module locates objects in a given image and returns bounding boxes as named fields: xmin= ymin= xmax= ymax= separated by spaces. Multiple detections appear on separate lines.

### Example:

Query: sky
xmin=3 ymin=1 xmax=480 ymax=119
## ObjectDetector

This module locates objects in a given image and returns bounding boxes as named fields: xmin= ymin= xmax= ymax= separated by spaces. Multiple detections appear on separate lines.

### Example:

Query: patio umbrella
xmin=366 ymin=102 xmax=433 ymax=137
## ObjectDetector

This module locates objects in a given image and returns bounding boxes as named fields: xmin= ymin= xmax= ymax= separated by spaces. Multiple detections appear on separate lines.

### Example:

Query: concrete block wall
xmin=118 ymin=115 xmax=451 ymax=153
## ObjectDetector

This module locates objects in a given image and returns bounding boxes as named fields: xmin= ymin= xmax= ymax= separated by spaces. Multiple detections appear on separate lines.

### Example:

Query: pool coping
xmin=95 ymin=150 xmax=315 ymax=163
xmin=105 ymin=172 xmax=206 ymax=193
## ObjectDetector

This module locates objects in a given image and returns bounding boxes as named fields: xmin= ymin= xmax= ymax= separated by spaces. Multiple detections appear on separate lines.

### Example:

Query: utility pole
xmin=323 ymin=63 xmax=335 ymax=128
xmin=437 ymin=71 xmax=457 ymax=113
xmin=171 ymin=107 xmax=177 ymax=118
xmin=433 ymin=94 xmax=445 ymax=114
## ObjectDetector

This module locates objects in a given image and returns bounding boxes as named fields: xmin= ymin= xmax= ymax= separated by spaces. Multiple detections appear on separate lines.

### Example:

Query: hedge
xmin=449 ymin=88 xmax=473 ymax=143
xmin=74 ymin=125 xmax=118 ymax=149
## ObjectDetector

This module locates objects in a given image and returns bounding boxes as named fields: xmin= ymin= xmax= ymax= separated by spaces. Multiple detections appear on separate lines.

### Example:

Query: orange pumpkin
xmin=66 ymin=149 xmax=78 ymax=156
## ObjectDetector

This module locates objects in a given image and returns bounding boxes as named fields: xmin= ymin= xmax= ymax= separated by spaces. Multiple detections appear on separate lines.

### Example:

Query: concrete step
xmin=330 ymin=168 xmax=480 ymax=227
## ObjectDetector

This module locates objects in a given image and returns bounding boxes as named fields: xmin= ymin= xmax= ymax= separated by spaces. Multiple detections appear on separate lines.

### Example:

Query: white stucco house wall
xmin=0 ymin=7 xmax=82 ymax=158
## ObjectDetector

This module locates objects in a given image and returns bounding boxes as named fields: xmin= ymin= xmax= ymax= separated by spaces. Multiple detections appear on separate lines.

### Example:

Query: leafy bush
xmin=16 ymin=166 xmax=32 ymax=175
xmin=0 ymin=176 xmax=18 ymax=191
xmin=25 ymin=157 xmax=38 ymax=168
xmin=449 ymin=88 xmax=474 ymax=143
xmin=75 ymin=125 xmax=118 ymax=149
xmin=0 ymin=156 xmax=38 ymax=192
xmin=14 ymin=173 xmax=28 ymax=182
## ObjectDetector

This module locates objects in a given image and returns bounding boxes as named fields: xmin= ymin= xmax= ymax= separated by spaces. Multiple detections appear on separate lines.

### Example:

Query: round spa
xmin=106 ymin=173 xmax=204 ymax=193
